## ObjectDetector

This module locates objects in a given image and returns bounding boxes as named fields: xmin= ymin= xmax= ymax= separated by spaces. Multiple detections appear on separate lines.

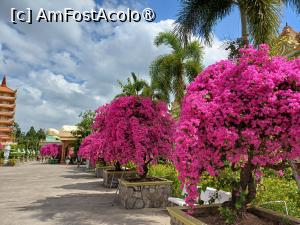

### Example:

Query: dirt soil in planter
xmin=124 ymin=177 xmax=163 ymax=182
xmin=197 ymin=212 xmax=275 ymax=225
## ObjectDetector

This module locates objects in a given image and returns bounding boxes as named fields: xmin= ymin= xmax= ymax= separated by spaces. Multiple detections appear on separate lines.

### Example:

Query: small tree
xmin=77 ymin=132 xmax=104 ymax=166
xmin=174 ymin=45 xmax=300 ymax=216
xmin=93 ymin=96 xmax=175 ymax=178
xmin=40 ymin=144 xmax=61 ymax=159
xmin=72 ymin=110 xmax=95 ymax=156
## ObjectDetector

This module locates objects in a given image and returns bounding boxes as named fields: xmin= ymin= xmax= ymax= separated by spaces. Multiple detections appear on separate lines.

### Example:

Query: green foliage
xmin=223 ymin=38 xmax=246 ymax=59
xmin=72 ymin=110 xmax=95 ymax=155
xmin=219 ymin=206 xmax=237 ymax=225
xmin=150 ymin=31 xmax=203 ymax=104
xmin=175 ymin=0 xmax=282 ymax=46
xmin=134 ymin=162 xmax=300 ymax=219
xmin=116 ymin=72 xmax=154 ymax=98
xmin=7 ymin=159 xmax=16 ymax=166
xmin=199 ymin=167 xmax=239 ymax=193
xmin=254 ymin=174 xmax=300 ymax=218
xmin=13 ymin=122 xmax=46 ymax=151
xmin=149 ymin=163 xmax=182 ymax=197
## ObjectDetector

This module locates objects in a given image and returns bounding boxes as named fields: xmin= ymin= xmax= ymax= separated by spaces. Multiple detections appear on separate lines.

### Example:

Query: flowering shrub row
xmin=77 ymin=45 xmax=299 ymax=213
xmin=40 ymin=144 xmax=61 ymax=158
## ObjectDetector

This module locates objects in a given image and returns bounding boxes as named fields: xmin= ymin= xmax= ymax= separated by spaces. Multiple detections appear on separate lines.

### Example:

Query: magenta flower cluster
xmin=77 ymin=132 xmax=104 ymax=165
xmin=78 ymin=96 xmax=175 ymax=175
xmin=174 ymin=45 xmax=300 ymax=207
xmin=40 ymin=144 xmax=61 ymax=158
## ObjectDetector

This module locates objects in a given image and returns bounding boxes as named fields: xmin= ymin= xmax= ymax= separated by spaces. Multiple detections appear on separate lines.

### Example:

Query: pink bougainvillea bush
xmin=77 ymin=132 xmax=103 ymax=166
xmin=93 ymin=96 xmax=175 ymax=178
xmin=40 ymin=144 xmax=61 ymax=158
xmin=174 ymin=45 xmax=300 ymax=212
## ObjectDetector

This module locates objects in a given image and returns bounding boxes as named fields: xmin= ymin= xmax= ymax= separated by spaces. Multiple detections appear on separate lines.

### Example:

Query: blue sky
xmin=0 ymin=0 xmax=299 ymax=131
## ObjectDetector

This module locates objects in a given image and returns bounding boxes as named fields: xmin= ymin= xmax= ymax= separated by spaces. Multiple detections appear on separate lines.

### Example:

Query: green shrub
xmin=7 ymin=159 xmax=16 ymax=166
xmin=147 ymin=163 xmax=299 ymax=219
xmin=254 ymin=176 xmax=300 ymax=218
xmin=199 ymin=167 xmax=239 ymax=193
xmin=219 ymin=206 xmax=237 ymax=224
xmin=149 ymin=163 xmax=181 ymax=197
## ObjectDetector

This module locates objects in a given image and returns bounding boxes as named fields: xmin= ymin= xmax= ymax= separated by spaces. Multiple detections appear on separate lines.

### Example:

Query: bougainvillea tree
xmin=93 ymin=96 xmax=175 ymax=178
xmin=77 ymin=132 xmax=104 ymax=166
xmin=40 ymin=144 xmax=61 ymax=158
xmin=174 ymin=45 xmax=300 ymax=214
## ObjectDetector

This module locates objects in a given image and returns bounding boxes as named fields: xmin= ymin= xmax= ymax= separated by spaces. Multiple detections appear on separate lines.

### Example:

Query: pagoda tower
xmin=0 ymin=76 xmax=16 ymax=144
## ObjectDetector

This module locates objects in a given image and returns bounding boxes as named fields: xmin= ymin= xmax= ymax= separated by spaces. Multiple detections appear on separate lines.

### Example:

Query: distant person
xmin=77 ymin=155 xmax=82 ymax=168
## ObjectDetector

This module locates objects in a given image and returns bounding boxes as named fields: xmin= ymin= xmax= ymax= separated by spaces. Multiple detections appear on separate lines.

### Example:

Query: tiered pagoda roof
xmin=0 ymin=76 xmax=16 ymax=144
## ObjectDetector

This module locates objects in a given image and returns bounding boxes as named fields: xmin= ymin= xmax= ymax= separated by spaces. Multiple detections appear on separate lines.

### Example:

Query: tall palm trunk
xmin=175 ymin=63 xmax=185 ymax=106
xmin=239 ymin=5 xmax=249 ymax=45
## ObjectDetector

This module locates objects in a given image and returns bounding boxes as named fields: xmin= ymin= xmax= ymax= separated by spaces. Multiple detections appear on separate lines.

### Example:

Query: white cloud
xmin=0 ymin=0 xmax=228 ymax=131
xmin=203 ymin=37 xmax=229 ymax=66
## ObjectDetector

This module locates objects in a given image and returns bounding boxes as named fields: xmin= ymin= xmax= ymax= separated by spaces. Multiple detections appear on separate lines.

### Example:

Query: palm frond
xmin=150 ymin=55 xmax=174 ymax=102
xmin=245 ymin=0 xmax=281 ymax=45
xmin=282 ymin=0 xmax=300 ymax=13
xmin=174 ymin=0 xmax=234 ymax=45
xmin=183 ymin=40 xmax=203 ymax=63
xmin=154 ymin=32 xmax=182 ymax=53
xmin=184 ymin=60 xmax=202 ymax=82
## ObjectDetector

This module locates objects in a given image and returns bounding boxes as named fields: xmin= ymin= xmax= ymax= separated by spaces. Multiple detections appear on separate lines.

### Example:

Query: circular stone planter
xmin=167 ymin=204 xmax=300 ymax=225
xmin=95 ymin=166 xmax=114 ymax=178
xmin=102 ymin=169 xmax=137 ymax=188
xmin=118 ymin=177 xmax=173 ymax=209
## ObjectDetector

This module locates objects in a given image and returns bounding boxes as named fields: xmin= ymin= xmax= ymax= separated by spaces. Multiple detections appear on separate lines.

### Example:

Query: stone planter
xmin=48 ymin=159 xmax=59 ymax=164
xmin=95 ymin=166 xmax=114 ymax=178
xmin=167 ymin=205 xmax=300 ymax=225
xmin=119 ymin=177 xmax=172 ymax=209
xmin=102 ymin=169 xmax=137 ymax=188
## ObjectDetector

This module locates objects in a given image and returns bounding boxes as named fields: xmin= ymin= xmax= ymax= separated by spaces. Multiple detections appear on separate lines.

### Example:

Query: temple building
xmin=272 ymin=24 xmax=300 ymax=58
xmin=40 ymin=126 xmax=78 ymax=163
xmin=274 ymin=25 xmax=300 ymax=190
xmin=0 ymin=76 xmax=16 ymax=144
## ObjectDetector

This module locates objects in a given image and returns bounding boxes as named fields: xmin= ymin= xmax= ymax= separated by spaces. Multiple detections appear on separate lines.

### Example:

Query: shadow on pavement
xmin=17 ymin=193 xmax=167 ymax=225
xmin=61 ymin=167 xmax=95 ymax=180
xmin=56 ymin=181 xmax=103 ymax=191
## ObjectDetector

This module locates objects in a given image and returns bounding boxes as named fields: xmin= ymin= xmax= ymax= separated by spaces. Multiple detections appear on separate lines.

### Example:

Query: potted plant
xmin=95 ymin=159 xmax=113 ymax=178
xmin=78 ymin=131 xmax=113 ymax=178
xmin=94 ymin=96 xmax=175 ymax=208
xmin=170 ymin=45 xmax=300 ymax=224
xmin=82 ymin=103 xmax=137 ymax=188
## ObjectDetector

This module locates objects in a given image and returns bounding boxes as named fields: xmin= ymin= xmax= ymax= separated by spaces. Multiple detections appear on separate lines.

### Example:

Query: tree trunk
xmin=139 ymin=164 xmax=149 ymax=180
xmin=231 ymin=163 xmax=257 ymax=217
xmin=99 ymin=158 xmax=106 ymax=166
xmin=114 ymin=161 xmax=122 ymax=171
xmin=239 ymin=6 xmax=249 ymax=45
xmin=175 ymin=63 xmax=185 ymax=107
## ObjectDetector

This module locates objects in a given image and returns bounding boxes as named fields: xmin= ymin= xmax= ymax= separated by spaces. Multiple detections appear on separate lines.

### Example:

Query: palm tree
xmin=175 ymin=0 xmax=300 ymax=46
xmin=116 ymin=72 xmax=151 ymax=97
xmin=150 ymin=31 xmax=203 ymax=105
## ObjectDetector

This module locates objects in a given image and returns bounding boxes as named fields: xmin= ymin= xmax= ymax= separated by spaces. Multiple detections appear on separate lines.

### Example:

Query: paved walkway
xmin=0 ymin=162 xmax=170 ymax=225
